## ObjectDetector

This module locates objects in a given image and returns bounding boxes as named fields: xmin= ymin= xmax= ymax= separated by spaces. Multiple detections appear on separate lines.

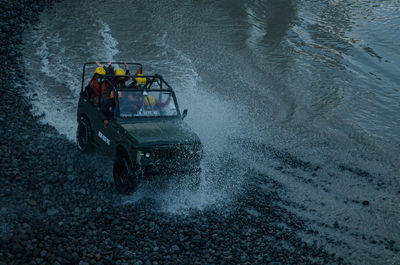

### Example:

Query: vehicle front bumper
xmin=136 ymin=146 xmax=202 ymax=175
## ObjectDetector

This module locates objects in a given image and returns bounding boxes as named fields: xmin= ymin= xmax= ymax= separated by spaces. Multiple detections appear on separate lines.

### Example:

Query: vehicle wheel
xmin=77 ymin=116 xmax=92 ymax=152
xmin=113 ymin=155 xmax=140 ymax=194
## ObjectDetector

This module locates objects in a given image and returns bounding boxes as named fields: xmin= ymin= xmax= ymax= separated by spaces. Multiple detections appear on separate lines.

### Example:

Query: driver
xmin=116 ymin=91 xmax=157 ymax=116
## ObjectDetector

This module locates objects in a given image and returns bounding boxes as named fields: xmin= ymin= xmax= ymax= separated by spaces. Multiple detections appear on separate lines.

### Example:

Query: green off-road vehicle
xmin=76 ymin=62 xmax=203 ymax=193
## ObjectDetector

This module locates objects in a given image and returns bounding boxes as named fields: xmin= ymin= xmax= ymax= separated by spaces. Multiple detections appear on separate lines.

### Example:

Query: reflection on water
xmin=245 ymin=0 xmax=297 ymax=49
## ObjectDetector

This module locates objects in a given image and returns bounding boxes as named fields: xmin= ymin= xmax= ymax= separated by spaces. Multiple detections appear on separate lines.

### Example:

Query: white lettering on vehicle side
xmin=98 ymin=131 xmax=110 ymax=145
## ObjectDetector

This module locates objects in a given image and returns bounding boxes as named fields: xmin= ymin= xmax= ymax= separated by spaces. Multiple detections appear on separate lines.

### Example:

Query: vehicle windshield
xmin=117 ymin=90 xmax=178 ymax=118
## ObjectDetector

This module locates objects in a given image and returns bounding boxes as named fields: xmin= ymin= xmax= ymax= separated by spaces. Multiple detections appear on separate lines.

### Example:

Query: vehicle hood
xmin=121 ymin=121 xmax=200 ymax=146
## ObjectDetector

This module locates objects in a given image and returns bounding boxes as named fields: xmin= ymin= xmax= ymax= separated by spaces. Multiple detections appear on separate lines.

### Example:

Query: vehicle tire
xmin=113 ymin=155 xmax=140 ymax=194
xmin=77 ymin=116 xmax=93 ymax=152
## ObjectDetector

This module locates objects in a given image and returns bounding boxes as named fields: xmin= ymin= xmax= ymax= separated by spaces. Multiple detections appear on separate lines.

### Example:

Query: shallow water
xmin=22 ymin=0 xmax=400 ymax=264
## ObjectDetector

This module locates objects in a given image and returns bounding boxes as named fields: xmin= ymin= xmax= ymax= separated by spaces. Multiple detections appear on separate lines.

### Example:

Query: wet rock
xmin=26 ymin=200 xmax=37 ymax=206
xmin=12 ymin=243 xmax=24 ymax=254
xmin=333 ymin=221 xmax=339 ymax=229
xmin=47 ymin=208 xmax=59 ymax=216
xmin=170 ymin=245 xmax=180 ymax=254
xmin=122 ymin=250 xmax=135 ymax=259
xmin=362 ymin=200 xmax=370 ymax=206
xmin=244 ymin=207 xmax=261 ymax=217
xmin=88 ymin=222 xmax=96 ymax=230
xmin=43 ymin=186 xmax=50 ymax=195
xmin=192 ymin=235 xmax=201 ymax=242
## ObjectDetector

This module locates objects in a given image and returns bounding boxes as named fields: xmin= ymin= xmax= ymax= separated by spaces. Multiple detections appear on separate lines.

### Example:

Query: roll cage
xmin=81 ymin=62 xmax=141 ymax=92
xmin=80 ymin=62 xmax=183 ymax=119
xmin=81 ymin=62 xmax=173 ymax=92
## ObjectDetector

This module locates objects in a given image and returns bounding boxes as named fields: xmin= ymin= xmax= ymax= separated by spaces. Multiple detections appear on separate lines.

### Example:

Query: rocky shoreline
xmin=0 ymin=1 xmax=343 ymax=264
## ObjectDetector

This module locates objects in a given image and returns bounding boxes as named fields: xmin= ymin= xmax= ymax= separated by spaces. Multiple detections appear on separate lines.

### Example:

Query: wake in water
xmin=23 ymin=19 xmax=119 ymax=141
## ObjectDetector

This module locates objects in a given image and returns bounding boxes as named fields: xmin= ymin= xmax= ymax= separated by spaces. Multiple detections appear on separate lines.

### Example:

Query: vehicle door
xmin=96 ymin=119 xmax=118 ymax=157
xmin=89 ymin=92 xmax=117 ymax=156
xmin=79 ymin=97 xmax=105 ymax=150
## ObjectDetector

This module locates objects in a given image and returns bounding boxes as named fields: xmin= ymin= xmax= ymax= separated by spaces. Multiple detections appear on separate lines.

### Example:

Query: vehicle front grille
xmin=154 ymin=148 xmax=177 ymax=160
xmin=154 ymin=146 xmax=199 ymax=160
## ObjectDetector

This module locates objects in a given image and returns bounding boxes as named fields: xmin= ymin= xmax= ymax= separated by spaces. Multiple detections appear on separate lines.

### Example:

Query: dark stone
xmin=12 ymin=243 xmax=24 ymax=254
xmin=333 ymin=221 xmax=339 ymax=229
xmin=362 ymin=201 xmax=370 ymax=206
xmin=170 ymin=245 xmax=180 ymax=254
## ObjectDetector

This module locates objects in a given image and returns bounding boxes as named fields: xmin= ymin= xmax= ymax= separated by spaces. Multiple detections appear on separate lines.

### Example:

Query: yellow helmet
xmin=135 ymin=74 xmax=147 ymax=85
xmin=144 ymin=95 xmax=156 ymax=106
xmin=114 ymin=68 xmax=125 ymax=76
xmin=94 ymin=66 xmax=106 ymax=75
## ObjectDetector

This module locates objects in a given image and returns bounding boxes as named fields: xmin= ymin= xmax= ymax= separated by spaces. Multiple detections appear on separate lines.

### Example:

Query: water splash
xmin=122 ymin=34 xmax=249 ymax=214
xmin=24 ymin=20 xmax=121 ymax=141
xmin=97 ymin=20 xmax=119 ymax=62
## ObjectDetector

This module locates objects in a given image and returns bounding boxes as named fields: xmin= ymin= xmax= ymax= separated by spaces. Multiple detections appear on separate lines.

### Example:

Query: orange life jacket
xmin=90 ymin=79 xmax=106 ymax=97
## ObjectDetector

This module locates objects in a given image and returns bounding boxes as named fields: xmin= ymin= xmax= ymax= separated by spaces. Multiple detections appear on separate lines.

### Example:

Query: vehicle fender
xmin=115 ymin=145 xmax=129 ymax=159
xmin=115 ymin=139 xmax=137 ymax=165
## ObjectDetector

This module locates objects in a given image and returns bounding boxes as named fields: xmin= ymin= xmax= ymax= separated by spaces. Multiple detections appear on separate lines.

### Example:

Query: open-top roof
xmin=81 ymin=62 xmax=173 ymax=92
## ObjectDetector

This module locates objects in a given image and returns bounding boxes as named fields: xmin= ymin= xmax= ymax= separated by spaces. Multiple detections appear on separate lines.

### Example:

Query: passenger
xmin=127 ymin=73 xmax=142 ymax=89
xmin=113 ymin=62 xmax=131 ymax=88
xmin=127 ymin=73 xmax=159 ymax=89
xmin=95 ymin=61 xmax=114 ymax=75
xmin=89 ymin=63 xmax=114 ymax=128
xmin=88 ymin=66 xmax=107 ymax=105
xmin=136 ymin=74 xmax=147 ymax=88
xmin=143 ymin=94 xmax=156 ymax=110
xmin=132 ymin=92 xmax=156 ymax=112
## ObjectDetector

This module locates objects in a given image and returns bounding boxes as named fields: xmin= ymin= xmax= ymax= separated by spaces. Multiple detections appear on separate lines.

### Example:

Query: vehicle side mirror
xmin=182 ymin=109 xmax=188 ymax=120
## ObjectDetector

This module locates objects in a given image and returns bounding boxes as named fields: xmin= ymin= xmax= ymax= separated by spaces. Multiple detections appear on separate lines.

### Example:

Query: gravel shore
xmin=0 ymin=1 xmax=343 ymax=264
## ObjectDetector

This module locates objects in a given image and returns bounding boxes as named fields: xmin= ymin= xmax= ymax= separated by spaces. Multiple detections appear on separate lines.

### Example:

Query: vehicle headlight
xmin=145 ymin=151 xmax=151 ymax=158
